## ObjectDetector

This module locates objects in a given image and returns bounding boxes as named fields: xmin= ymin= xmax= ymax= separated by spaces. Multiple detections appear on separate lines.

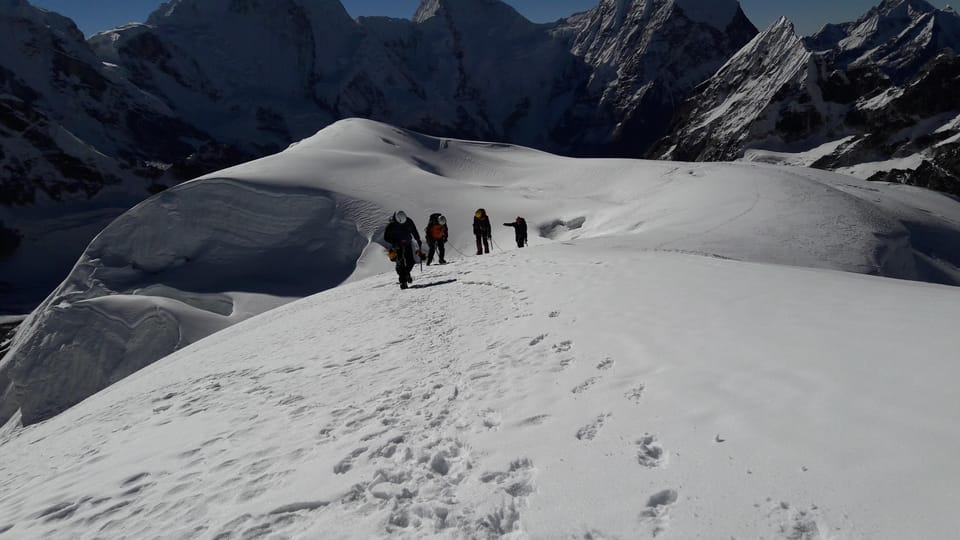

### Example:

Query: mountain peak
xmin=412 ymin=0 xmax=441 ymax=22
xmin=768 ymin=15 xmax=797 ymax=33
xmin=729 ymin=15 xmax=806 ymax=69
xmin=876 ymin=0 xmax=937 ymax=16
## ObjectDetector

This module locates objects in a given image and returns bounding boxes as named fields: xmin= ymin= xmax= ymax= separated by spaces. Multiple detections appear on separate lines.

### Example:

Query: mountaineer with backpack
xmin=384 ymin=211 xmax=424 ymax=290
xmin=473 ymin=208 xmax=492 ymax=255
xmin=503 ymin=216 xmax=528 ymax=248
xmin=424 ymin=213 xmax=449 ymax=265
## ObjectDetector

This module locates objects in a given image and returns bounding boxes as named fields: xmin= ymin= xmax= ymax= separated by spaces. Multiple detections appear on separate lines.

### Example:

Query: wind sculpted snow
xmin=3 ymin=118 xmax=960 ymax=429
xmin=1 ymin=244 xmax=959 ymax=538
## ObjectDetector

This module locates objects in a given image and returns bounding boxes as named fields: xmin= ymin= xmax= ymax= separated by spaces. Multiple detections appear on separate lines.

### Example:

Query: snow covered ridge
xmin=2 ymin=237 xmax=960 ymax=538
xmin=3 ymin=118 xmax=960 ymax=429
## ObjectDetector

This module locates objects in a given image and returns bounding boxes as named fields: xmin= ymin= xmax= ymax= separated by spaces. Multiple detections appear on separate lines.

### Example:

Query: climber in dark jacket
xmin=384 ymin=210 xmax=422 ymax=289
xmin=503 ymin=216 xmax=528 ymax=248
xmin=473 ymin=208 xmax=492 ymax=255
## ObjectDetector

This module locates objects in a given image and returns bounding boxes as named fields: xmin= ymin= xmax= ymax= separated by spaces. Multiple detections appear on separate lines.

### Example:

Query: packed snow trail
xmin=2 ymin=241 xmax=959 ymax=539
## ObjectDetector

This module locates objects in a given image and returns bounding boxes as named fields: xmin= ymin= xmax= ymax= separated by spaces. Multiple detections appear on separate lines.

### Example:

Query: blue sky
xmin=28 ymin=0 xmax=955 ymax=37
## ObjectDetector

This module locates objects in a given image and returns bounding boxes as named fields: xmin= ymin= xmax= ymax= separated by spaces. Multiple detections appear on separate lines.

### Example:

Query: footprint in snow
xmin=571 ymin=377 xmax=599 ymax=394
xmin=636 ymin=435 xmax=665 ymax=468
xmin=575 ymin=414 xmax=611 ymax=441
xmin=625 ymin=384 xmax=645 ymax=403
xmin=640 ymin=489 xmax=679 ymax=537
xmin=480 ymin=457 xmax=536 ymax=498
xmin=529 ymin=334 xmax=547 ymax=346
xmin=596 ymin=358 xmax=614 ymax=370
xmin=765 ymin=500 xmax=825 ymax=540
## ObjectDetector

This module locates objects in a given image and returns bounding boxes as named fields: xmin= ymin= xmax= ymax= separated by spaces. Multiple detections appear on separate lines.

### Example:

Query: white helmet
xmin=438 ymin=216 xmax=447 ymax=225
xmin=395 ymin=211 xmax=407 ymax=224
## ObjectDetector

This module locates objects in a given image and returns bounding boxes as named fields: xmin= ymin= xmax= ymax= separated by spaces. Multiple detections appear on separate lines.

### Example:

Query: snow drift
xmin=3 ymin=118 xmax=960 ymax=428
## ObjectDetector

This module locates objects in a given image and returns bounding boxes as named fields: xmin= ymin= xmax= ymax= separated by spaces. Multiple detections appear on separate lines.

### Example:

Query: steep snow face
xmin=2 ymin=238 xmax=960 ymax=538
xmin=566 ymin=0 xmax=758 ymax=154
xmin=658 ymin=1 xmax=960 ymax=196
xmin=4 ymin=118 xmax=960 ymax=427
xmin=397 ymin=0 xmax=583 ymax=148
xmin=651 ymin=18 xmax=822 ymax=161
xmin=92 ymin=0 xmax=338 ymax=151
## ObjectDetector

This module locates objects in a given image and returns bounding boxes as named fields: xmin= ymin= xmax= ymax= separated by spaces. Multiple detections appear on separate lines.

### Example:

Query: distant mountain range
xmin=2 ymin=0 xmax=959 ymax=313
xmin=653 ymin=0 xmax=960 ymax=197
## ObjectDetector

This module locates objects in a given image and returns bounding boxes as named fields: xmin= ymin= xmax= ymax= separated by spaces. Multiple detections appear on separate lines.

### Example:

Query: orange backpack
xmin=429 ymin=223 xmax=445 ymax=240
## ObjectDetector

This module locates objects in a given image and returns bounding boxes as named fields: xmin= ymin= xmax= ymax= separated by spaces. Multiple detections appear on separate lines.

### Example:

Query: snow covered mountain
xmin=648 ymin=18 xmax=823 ymax=162
xmin=653 ymin=0 xmax=960 ymax=196
xmin=4 ymin=118 xmax=960 ymax=431
xmin=90 ymin=0 xmax=351 ymax=153
xmin=1 ymin=139 xmax=959 ymax=536
xmin=807 ymin=0 xmax=960 ymax=80
xmin=0 ymin=0 xmax=248 ymax=313
xmin=90 ymin=0 xmax=757 ymax=158
xmin=553 ymin=0 xmax=758 ymax=155
xmin=2 ymin=0 xmax=758 ymax=313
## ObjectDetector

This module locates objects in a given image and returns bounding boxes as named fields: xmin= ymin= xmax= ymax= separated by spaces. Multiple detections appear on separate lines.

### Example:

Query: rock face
xmin=652 ymin=0 xmax=960 ymax=196
xmin=557 ymin=0 xmax=758 ymax=155
xmin=649 ymin=17 xmax=822 ymax=161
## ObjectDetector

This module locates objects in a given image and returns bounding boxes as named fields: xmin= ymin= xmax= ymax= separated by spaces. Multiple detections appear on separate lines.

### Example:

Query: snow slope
xmin=4 ymin=118 xmax=960 ymax=430
xmin=1 ymin=240 xmax=960 ymax=538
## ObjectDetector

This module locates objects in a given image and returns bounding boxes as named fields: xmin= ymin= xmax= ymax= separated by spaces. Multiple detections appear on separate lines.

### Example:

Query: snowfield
xmin=2 ymin=118 xmax=960 ymax=538
xmin=1 ymin=244 xmax=959 ymax=539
